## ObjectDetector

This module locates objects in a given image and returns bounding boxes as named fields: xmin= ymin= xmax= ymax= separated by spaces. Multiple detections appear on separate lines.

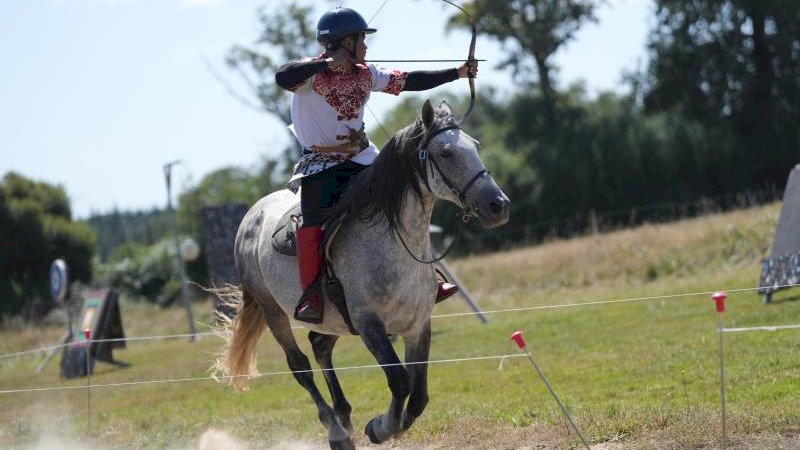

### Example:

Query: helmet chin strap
xmin=346 ymin=35 xmax=359 ymax=62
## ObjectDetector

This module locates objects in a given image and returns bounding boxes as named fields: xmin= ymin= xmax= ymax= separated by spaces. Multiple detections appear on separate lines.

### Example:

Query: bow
xmin=440 ymin=0 xmax=476 ymax=123
xmin=367 ymin=0 xmax=478 ymax=123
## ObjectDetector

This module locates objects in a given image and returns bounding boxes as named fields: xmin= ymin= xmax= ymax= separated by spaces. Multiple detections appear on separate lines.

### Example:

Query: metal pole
xmin=84 ymin=328 xmax=91 ymax=440
xmin=36 ymin=330 xmax=71 ymax=373
xmin=711 ymin=291 xmax=728 ymax=449
xmin=434 ymin=258 xmax=488 ymax=323
xmin=430 ymin=226 xmax=488 ymax=324
xmin=163 ymin=161 xmax=196 ymax=341
xmin=718 ymin=314 xmax=727 ymax=449
xmin=511 ymin=331 xmax=591 ymax=449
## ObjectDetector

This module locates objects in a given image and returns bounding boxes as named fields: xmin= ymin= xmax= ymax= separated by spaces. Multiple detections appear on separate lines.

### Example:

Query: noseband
xmin=419 ymin=124 xmax=489 ymax=215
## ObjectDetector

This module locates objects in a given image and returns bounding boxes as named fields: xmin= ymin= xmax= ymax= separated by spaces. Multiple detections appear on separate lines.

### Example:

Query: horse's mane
xmin=324 ymin=113 xmax=440 ymax=235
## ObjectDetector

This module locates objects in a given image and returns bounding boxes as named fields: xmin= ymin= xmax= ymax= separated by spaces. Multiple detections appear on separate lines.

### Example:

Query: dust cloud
xmin=22 ymin=429 xmax=327 ymax=450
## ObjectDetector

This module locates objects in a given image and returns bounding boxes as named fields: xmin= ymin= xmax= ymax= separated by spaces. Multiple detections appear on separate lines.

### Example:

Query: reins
xmin=395 ymin=213 xmax=467 ymax=264
xmin=395 ymin=123 xmax=487 ymax=265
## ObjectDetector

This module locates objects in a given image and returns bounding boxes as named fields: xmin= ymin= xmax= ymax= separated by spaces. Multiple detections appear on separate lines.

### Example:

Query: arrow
xmin=364 ymin=59 xmax=487 ymax=63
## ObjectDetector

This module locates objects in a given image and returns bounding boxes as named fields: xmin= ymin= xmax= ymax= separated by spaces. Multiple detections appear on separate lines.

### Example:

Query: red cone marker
xmin=712 ymin=292 xmax=727 ymax=313
xmin=510 ymin=330 xmax=526 ymax=349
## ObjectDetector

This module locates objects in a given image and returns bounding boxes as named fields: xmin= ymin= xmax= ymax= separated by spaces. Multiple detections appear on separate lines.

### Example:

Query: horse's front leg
xmin=401 ymin=319 xmax=431 ymax=431
xmin=357 ymin=313 xmax=410 ymax=444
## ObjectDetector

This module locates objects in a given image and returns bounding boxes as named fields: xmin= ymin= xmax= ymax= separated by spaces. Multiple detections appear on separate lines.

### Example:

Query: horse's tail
xmin=210 ymin=284 xmax=267 ymax=392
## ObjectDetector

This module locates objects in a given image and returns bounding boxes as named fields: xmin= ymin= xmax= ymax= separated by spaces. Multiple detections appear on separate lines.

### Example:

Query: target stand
xmin=60 ymin=289 xmax=129 ymax=378
xmin=759 ymin=164 xmax=800 ymax=303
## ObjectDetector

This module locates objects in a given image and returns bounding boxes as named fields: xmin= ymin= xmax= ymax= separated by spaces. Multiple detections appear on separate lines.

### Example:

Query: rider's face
xmin=347 ymin=33 xmax=367 ymax=61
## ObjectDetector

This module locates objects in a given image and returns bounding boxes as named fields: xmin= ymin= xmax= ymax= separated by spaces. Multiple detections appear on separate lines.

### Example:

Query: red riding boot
xmin=294 ymin=226 xmax=325 ymax=323
xmin=435 ymin=281 xmax=459 ymax=303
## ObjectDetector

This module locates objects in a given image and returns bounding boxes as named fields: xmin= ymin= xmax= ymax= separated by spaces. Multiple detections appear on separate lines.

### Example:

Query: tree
xmin=0 ymin=172 xmax=95 ymax=321
xmin=644 ymin=0 xmax=800 ymax=190
xmin=447 ymin=0 xmax=599 ymax=123
xmin=87 ymin=207 xmax=172 ymax=263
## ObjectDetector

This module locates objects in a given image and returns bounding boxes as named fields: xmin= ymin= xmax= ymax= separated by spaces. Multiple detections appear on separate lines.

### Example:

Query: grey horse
xmin=212 ymin=100 xmax=510 ymax=450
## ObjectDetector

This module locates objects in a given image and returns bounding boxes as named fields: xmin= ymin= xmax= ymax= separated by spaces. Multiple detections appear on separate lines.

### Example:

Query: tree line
xmin=222 ymin=0 xmax=799 ymax=249
xmin=2 ymin=0 xmax=798 ymax=320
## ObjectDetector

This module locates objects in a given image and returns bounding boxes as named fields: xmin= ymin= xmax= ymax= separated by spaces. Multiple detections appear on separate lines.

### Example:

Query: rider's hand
xmin=458 ymin=60 xmax=478 ymax=78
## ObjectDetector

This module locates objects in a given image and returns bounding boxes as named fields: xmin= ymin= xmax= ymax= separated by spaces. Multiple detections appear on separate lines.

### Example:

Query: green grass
xmin=1 ymin=203 xmax=799 ymax=449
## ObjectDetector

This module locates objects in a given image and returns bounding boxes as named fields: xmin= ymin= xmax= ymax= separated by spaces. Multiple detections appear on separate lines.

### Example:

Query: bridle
xmin=419 ymin=124 xmax=489 ymax=217
xmin=395 ymin=122 xmax=489 ymax=264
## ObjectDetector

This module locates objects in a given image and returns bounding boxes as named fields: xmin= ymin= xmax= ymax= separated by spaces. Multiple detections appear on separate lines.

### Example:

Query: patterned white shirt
xmin=286 ymin=56 xmax=407 ymax=192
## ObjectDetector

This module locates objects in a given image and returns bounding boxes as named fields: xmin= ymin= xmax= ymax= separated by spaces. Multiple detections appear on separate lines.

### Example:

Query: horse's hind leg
xmin=258 ymin=296 xmax=353 ymax=450
xmin=357 ymin=313 xmax=410 ymax=444
xmin=401 ymin=320 xmax=432 ymax=431
xmin=309 ymin=331 xmax=353 ymax=434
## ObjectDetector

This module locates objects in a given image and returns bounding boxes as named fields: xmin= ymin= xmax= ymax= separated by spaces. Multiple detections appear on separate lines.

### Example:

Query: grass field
xmin=1 ymin=203 xmax=799 ymax=450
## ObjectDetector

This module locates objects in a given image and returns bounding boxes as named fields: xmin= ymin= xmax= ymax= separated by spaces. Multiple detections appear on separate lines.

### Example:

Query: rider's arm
xmin=275 ymin=59 xmax=329 ymax=91
xmin=403 ymin=69 xmax=459 ymax=91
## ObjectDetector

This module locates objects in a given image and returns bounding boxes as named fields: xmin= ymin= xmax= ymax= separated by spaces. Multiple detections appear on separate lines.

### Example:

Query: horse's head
xmin=418 ymin=100 xmax=510 ymax=228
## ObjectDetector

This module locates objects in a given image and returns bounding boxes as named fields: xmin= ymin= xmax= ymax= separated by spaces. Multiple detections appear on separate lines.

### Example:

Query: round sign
xmin=50 ymin=259 xmax=69 ymax=303
xmin=180 ymin=237 xmax=200 ymax=262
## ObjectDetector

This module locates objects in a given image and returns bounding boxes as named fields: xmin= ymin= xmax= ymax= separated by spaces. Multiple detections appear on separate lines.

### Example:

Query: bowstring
xmin=366 ymin=103 xmax=392 ymax=142
xmin=367 ymin=0 xmax=391 ymax=25
xmin=365 ymin=0 xmax=393 ymax=143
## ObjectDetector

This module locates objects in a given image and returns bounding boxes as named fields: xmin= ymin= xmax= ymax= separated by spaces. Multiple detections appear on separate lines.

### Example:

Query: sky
xmin=0 ymin=0 xmax=654 ymax=219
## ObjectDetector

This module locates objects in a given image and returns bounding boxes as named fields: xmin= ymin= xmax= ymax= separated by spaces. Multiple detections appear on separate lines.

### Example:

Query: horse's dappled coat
xmin=212 ymin=101 xmax=509 ymax=450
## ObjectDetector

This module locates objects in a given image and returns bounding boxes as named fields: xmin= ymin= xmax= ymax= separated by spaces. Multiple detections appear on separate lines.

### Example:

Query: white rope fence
xmin=721 ymin=324 xmax=800 ymax=333
xmin=2 ymin=282 xmax=798 ymax=362
xmin=0 ymin=353 xmax=527 ymax=396
xmin=0 ymin=332 xmax=216 ymax=361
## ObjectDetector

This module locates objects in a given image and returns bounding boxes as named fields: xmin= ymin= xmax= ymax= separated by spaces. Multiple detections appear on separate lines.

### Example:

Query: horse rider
xmin=274 ymin=6 xmax=479 ymax=323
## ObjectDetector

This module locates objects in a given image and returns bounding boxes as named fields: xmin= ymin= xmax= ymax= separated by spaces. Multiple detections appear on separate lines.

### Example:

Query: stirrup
xmin=294 ymin=297 xmax=324 ymax=323
xmin=294 ymin=284 xmax=324 ymax=324
xmin=435 ymin=281 xmax=459 ymax=303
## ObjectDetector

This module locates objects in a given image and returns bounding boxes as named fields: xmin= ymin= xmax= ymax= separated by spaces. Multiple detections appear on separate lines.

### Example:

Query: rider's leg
xmin=295 ymin=162 xmax=366 ymax=323
xmin=294 ymin=225 xmax=325 ymax=323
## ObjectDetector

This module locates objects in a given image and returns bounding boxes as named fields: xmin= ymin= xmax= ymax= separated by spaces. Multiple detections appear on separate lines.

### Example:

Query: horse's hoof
xmin=329 ymin=437 xmax=355 ymax=450
xmin=365 ymin=417 xmax=384 ymax=444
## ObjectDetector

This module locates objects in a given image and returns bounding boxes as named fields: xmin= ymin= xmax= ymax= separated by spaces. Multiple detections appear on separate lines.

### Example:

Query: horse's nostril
xmin=488 ymin=195 xmax=510 ymax=215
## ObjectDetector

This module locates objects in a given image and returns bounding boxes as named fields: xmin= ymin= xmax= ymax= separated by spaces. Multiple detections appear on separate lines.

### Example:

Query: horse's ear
xmin=438 ymin=100 xmax=453 ymax=116
xmin=422 ymin=99 xmax=434 ymax=130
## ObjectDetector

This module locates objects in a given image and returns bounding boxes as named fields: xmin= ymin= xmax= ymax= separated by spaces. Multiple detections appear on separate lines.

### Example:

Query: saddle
xmin=271 ymin=203 xmax=358 ymax=335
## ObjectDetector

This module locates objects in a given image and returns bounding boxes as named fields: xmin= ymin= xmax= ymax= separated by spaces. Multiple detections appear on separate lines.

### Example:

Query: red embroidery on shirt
xmin=313 ymin=65 xmax=373 ymax=121
xmin=383 ymin=70 xmax=408 ymax=96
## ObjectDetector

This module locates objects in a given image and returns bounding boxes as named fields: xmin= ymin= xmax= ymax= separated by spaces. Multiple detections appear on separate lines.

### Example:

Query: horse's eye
xmin=441 ymin=150 xmax=453 ymax=158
